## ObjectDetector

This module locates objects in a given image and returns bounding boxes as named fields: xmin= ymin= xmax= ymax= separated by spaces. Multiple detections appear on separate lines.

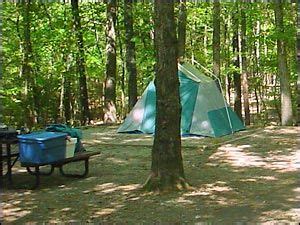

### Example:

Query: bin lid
xmin=17 ymin=131 xmax=67 ymax=141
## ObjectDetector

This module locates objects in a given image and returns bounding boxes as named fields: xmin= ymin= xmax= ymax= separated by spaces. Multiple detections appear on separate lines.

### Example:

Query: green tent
xmin=117 ymin=63 xmax=245 ymax=137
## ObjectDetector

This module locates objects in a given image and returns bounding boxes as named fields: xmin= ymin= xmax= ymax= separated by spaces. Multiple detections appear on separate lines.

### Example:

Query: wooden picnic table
xmin=21 ymin=150 xmax=101 ymax=189
xmin=0 ymin=138 xmax=19 ymax=186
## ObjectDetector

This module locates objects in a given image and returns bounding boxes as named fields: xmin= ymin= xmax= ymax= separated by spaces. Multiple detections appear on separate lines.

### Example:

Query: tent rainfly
xmin=117 ymin=62 xmax=245 ymax=137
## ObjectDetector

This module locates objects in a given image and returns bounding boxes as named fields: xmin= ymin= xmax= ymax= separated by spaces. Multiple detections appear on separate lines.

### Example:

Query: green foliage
xmin=1 ymin=2 xmax=297 ymax=127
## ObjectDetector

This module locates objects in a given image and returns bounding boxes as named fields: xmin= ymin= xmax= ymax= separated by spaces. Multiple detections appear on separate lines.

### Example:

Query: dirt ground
xmin=1 ymin=126 xmax=299 ymax=224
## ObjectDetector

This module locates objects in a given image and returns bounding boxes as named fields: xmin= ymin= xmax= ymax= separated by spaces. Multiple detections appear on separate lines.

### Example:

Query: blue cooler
xmin=18 ymin=132 xmax=67 ymax=164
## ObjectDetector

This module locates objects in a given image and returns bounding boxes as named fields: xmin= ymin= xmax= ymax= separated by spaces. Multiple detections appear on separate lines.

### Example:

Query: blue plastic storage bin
xmin=18 ymin=132 xmax=67 ymax=164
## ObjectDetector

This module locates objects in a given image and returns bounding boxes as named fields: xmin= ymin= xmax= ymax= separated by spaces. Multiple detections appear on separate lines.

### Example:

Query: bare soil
xmin=1 ymin=126 xmax=299 ymax=224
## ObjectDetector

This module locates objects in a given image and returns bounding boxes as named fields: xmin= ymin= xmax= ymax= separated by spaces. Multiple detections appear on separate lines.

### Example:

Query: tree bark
xmin=62 ymin=0 xmax=72 ymax=124
xmin=21 ymin=0 xmax=35 ymax=128
xmin=204 ymin=24 xmax=208 ymax=59
xmin=104 ymin=0 xmax=117 ymax=123
xmin=274 ymin=0 xmax=293 ymax=126
xmin=0 ymin=2 xmax=2 ymax=122
xmin=143 ymin=0 xmax=188 ymax=192
xmin=254 ymin=20 xmax=263 ymax=117
xmin=124 ymin=0 xmax=138 ymax=111
xmin=241 ymin=3 xmax=250 ymax=125
xmin=0 ymin=2 xmax=2 ymax=80
xmin=177 ymin=0 xmax=187 ymax=59
xmin=116 ymin=14 xmax=126 ymax=118
xmin=71 ymin=0 xmax=91 ymax=125
xmin=224 ymin=15 xmax=231 ymax=103
xmin=232 ymin=8 xmax=242 ymax=120
xmin=213 ymin=0 xmax=221 ymax=80
xmin=297 ymin=1 xmax=300 ymax=125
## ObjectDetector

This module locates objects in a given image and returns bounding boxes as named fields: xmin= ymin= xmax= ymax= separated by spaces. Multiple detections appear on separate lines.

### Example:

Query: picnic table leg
xmin=59 ymin=158 xmax=89 ymax=178
xmin=26 ymin=165 xmax=54 ymax=176
xmin=11 ymin=155 xmax=19 ymax=168
xmin=26 ymin=166 xmax=49 ymax=189
xmin=7 ymin=143 xmax=12 ymax=185
xmin=33 ymin=166 xmax=40 ymax=189
xmin=84 ymin=158 xmax=89 ymax=176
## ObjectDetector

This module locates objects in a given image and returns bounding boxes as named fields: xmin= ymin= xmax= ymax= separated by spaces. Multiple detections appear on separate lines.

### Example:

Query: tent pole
xmin=191 ymin=59 xmax=234 ymax=134
xmin=178 ymin=63 xmax=200 ymax=82
xmin=217 ymin=78 xmax=234 ymax=134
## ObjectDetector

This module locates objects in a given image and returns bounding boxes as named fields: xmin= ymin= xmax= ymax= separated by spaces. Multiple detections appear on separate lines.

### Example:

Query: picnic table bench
xmin=21 ymin=150 xmax=100 ymax=189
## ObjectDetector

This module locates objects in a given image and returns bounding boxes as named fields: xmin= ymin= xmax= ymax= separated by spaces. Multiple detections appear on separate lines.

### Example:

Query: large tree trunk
xmin=124 ymin=0 xmax=137 ymax=111
xmin=232 ymin=9 xmax=242 ymax=120
xmin=0 ymin=2 xmax=2 ymax=121
xmin=71 ymin=0 xmax=91 ymax=125
xmin=0 ymin=2 xmax=2 ymax=81
xmin=177 ymin=0 xmax=187 ymax=59
xmin=212 ymin=0 xmax=220 ymax=80
xmin=104 ymin=0 xmax=117 ymax=123
xmin=274 ymin=0 xmax=293 ymax=126
xmin=144 ymin=0 xmax=188 ymax=192
xmin=296 ymin=1 xmax=300 ymax=125
xmin=241 ymin=3 xmax=250 ymax=125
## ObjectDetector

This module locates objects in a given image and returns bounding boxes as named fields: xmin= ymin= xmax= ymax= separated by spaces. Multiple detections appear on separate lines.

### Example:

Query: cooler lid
xmin=17 ymin=132 xmax=67 ymax=141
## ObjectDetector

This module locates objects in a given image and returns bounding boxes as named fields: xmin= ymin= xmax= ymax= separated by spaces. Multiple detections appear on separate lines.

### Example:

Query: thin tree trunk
xmin=57 ymin=3 xmax=65 ymax=122
xmin=92 ymin=8 xmax=103 ymax=60
xmin=63 ymin=53 xmax=72 ymax=124
xmin=204 ymin=24 xmax=208 ymax=59
xmin=91 ymin=7 xmax=105 ymax=119
xmin=21 ymin=0 xmax=35 ymax=128
xmin=64 ymin=74 xmax=72 ymax=124
xmin=144 ymin=0 xmax=188 ymax=192
xmin=116 ymin=10 xmax=126 ymax=118
xmin=104 ymin=0 xmax=117 ymax=123
xmin=190 ymin=23 xmax=195 ymax=63
xmin=232 ymin=9 xmax=242 ymax=120
xmin=178 ymin=0 xmax=187 ymax=59
xmin=241 ymin=3 xmax=250 ymax=125
xmin=213 ymin=0 xmax=220 ymax=80
xmin=124 ymin=0 xmax=138 ymax=111
xmin=263 ymin=23 xmax=268 ymax=57
xmin=254 ymin=87 xmax=259 ymax=114
xmin=71 ymin=0 xmax=91 ymax=125
xmin=62 ymin=0 xmax=72 ymax=124
xmin=253 ymin=22 xmax=262 ymax=117
xmin=274 ymin=0 xmax=293 ymax=126
xmin=256 ymin=21 xmax=260 ymax=68
xmin=224 ymin=14 xmax=231 ymax=103
xmin=59 ymin=75 xmax=65 ymax=120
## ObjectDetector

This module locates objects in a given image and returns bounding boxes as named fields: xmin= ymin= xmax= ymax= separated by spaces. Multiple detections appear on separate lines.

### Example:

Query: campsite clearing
xmin=1 ymin=125 xmax=299 ymax=224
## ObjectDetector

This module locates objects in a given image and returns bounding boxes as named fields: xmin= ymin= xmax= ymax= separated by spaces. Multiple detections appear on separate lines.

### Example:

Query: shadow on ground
xmin=1 ymin=126 xmax=299 ymax=224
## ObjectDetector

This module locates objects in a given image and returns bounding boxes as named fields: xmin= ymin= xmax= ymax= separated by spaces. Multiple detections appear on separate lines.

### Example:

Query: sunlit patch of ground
xmin=1 ymin=126 xmax=299 ymax=224
xmin=208 ymin=126 xmax=299 ymax=173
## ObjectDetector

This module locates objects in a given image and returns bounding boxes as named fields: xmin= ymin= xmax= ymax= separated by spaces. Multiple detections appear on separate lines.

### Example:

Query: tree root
xmin=142 ymin=173 xmax=194 ymax=193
